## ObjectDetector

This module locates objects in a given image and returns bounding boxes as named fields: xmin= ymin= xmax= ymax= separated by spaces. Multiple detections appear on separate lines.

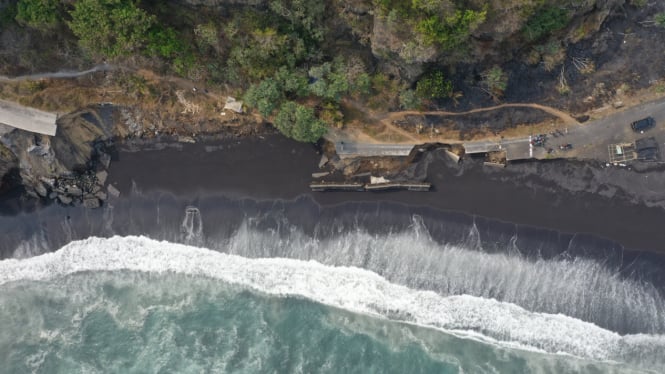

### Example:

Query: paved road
xmin=334 ymin=97 xmax=665 ymax=163
xmin=0 ymin=99 xmax=57 ymax=136
xmin=335 ymin=142 xmax=414 ymax=158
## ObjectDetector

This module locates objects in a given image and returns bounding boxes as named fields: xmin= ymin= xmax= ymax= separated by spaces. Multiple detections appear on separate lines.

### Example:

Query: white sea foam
xmin=0 ymin=235 xmax=664 ymax=369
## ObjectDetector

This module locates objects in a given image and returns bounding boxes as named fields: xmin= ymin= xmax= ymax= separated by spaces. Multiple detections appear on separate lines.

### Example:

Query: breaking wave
xmin=1 ymin=236 xmax=664 ymax=372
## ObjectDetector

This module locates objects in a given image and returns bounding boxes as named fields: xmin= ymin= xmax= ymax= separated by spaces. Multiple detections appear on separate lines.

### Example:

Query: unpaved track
xmin=342 ymin=98 xmax=581 ymax=144
xmin=386 ymin=103 xmax=580 ymax=127
xmin=0 ymin=64 xmax=115 ymax=82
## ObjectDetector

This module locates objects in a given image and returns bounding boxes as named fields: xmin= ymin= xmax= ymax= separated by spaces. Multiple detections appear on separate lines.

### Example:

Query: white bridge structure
xmin=0 ymin=99 xmax=58 ymax=136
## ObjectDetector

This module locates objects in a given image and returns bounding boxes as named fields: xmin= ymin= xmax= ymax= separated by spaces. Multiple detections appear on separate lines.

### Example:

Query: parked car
xmin=630 ymin=117 xmax=655 ymax=133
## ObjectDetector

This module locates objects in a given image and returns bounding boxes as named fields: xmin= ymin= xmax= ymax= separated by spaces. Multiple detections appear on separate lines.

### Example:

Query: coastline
xmin=3 ymin=134 xmax=665 ymax=339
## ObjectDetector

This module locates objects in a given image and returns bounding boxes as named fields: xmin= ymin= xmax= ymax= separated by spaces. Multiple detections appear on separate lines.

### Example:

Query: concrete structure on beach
xmin=0 ymin=99 xmax=57 ymax=136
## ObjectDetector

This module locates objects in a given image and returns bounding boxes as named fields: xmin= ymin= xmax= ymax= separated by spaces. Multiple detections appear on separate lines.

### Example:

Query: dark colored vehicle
xmin=630 ymin=117 xmax=655 ymax=133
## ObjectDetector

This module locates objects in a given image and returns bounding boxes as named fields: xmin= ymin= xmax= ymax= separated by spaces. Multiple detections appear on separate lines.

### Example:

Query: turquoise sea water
xmin=0 ymin=236 xmax=659 ymax=373
xmin=0 ymin=271 xmax=643 ymax=374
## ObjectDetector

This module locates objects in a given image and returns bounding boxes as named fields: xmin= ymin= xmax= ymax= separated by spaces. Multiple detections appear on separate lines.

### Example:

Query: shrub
xmin=416 ymin=71 xmax=453 ymax=100
xmin=147 ymin=26 xmax=186 ymax=59
xmin=0 ymin=4 xmax=17 ymax=27
xmin=481 ymin=66 xmax=508 ymax=99
xmin=194 ymin=22 xmax=219 ymax=50
xmin=416 ymin=8 xmax=486 ymax=50
xmin=656 ymin=12 xmax=665 ymax=28
xmin=523 ymin=6 xmax=569 ymax=42
xmin=274 ymin=101 xmax=327 ymax=142
xmin=15 ymin=0 xmax=60 ymax=29
xmin=543 ymin=43 xmax=566 ymax=71
xmin=351 ymin=73 xmax=372 ymax=96
xmin=399 ymin=89 xmax=421 ymax=109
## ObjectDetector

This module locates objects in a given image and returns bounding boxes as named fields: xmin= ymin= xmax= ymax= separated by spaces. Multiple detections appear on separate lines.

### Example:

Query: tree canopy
xmin=244 ymin=78 xmax=284 ymax=117
xmin=375 ymin=0 xmax=486 ymax=50
xmin=274 ymin=101 xmax=327 ymax=142
xmin=15 ymin=0 xmax=60 ymax=29
xmin=68 ymin=0 xmax=155 ymax=58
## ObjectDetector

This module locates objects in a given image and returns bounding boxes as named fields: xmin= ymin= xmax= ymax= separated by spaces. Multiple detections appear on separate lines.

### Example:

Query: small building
xmin=223 ymin=97 xmax=244 ymax=114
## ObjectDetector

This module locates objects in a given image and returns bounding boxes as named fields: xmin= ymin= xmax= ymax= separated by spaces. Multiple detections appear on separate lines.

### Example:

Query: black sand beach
xmin=102 ymin=135 xmax=665 ymax=252
xmin=1 ymin=134 xmax=664 ymax=266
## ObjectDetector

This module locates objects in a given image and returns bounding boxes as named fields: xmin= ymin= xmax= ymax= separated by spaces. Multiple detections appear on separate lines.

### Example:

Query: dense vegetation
xmin=15 ymin=0 xmax=60 ymax=29
xmin=376 ymin=0 xmax=486 ymax=50
xmin=1 ymin=0 xmax=656 ymax=142
xmin=522 ymin=5 xmax=569 ymax=42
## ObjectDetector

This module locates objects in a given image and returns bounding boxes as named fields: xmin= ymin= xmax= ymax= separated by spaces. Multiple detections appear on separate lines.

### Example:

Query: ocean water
xmin=0 ymin=236 xmax=663 ymax=373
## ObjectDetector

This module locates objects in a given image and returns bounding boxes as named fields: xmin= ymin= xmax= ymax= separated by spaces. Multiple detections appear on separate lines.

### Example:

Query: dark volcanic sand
xmin=1 ymin=134 xmax=664 ymax=261
xmin=103 ymin=135 xmax=665 ymax=253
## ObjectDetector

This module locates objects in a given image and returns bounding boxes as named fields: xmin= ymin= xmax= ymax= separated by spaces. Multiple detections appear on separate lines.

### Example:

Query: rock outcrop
xmin=0 ymin=104 xmax=118 ymax=208
xmin=0 ymin=140 xmax=18 ymax=191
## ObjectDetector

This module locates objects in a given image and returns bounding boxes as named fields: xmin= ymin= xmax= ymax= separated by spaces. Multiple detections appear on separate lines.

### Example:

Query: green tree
xmin=68 ymin=0 xmax=155 ymax=58
xmin=308 ymin=62 xmax=350 ymax=102
xmin=15 ymin=0 xmax=60 ymax=29
xmin=416 ymin=71 xmax=453 ymax=100
xmin=244 ymin=78 xmax=284 ymax=117
xmin=274 ymin=66 xmax=309 ymax=98
xmin=274 ymin=101 xmax=327 ymax=142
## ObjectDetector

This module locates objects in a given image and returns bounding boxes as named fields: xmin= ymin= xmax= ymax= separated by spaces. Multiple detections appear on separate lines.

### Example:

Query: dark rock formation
xmin=0 ymin=141 xmax=18 ymax=191
xmin=0 ymin=105 xmax=119 ymax=208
